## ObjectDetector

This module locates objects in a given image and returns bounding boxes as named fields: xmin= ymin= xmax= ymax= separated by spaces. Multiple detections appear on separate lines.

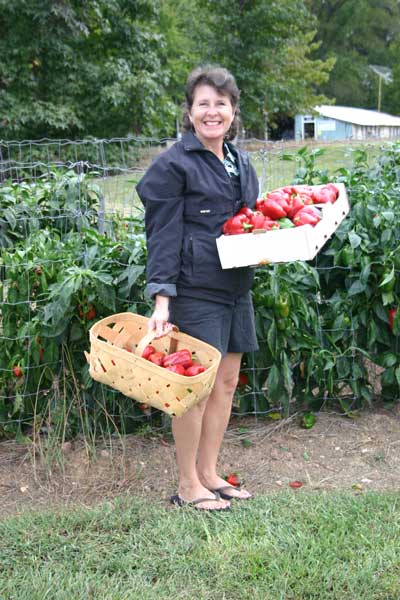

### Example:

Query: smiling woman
xmin=136 ymin=65 xmax=259 ymax=511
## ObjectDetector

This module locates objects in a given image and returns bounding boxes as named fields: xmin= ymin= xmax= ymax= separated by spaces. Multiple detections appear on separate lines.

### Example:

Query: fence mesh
xmin=0 ymin=135 xmax=393 ymax=436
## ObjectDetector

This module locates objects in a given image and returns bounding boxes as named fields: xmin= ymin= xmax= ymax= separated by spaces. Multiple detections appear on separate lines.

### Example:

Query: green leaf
xmin=70 ymin=321 xmax=84 ymax=342
xmin=84 ymin=245 xmax=99 ymax=268
xmin=381 ymin=367 xmax=395 ymax=387
xmin=395 ymin=367 xmax=400 ymax=388
xmin=381 ymin=211 xmax=394 ymax=221
xmin=266 ymin=365 xmax=281 ymax=402
xmin=336 ymin=356 xmax=351 ymax=379
xmin=379 ymin=266 xmax=394 ymax=288
xmin=266 ymin=320 xmax=277 ymax=357
xmin=95 ymin=280 xmax=115 ymax=311
xmin=348 ymin=280 xmax=366 ymax=296
xmin=12 ymin=393 xmax=24 ymax=415
xmin=281 ymin=351 xmax=294 ymax=399
xmin=382 ymin=291 xmax=394 ymax=307
xmin=348 ymin=232 xmax=362 ymax=249
xmin=379 ymin=352 xmax=398 ymax=368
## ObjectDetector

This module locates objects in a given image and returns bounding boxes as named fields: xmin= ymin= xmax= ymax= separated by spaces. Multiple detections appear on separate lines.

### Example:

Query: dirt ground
xmin=1 ymin=403 xmax=399 ymax=520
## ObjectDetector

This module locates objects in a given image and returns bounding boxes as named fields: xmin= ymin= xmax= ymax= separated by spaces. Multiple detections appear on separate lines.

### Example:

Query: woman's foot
xmin=176 ymin=483 xmax=231 ymax=511
xmin=199 ymin=474 xmax=253 ymax=500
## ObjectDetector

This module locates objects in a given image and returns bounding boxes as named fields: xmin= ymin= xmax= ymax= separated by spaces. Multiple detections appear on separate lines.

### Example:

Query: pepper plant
xmin=239 ymin=143 xmax=399 ymax=415
xmin=0 ymin=171 xmax=152 ymax=439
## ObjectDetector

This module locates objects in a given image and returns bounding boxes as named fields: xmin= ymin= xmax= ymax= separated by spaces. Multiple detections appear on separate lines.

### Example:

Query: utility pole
xmin=369 ymin=65 xmax=393 ymax=112
xmin=378 ymin=75 xmax=382 ymax=112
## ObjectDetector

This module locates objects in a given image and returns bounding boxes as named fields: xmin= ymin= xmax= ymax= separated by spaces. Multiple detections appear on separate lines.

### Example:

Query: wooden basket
xmin=85 ymin=312 xmax=222 ymax=417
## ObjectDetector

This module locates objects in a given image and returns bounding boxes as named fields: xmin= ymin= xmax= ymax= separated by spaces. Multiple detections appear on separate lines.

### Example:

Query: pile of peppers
xmin=222 ymin=183 xmax=339 ymax=235
xmin=140 ymin=345 xmax=207 ymax=376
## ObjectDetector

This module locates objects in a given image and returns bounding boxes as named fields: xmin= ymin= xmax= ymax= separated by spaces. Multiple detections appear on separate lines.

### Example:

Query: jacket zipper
xmin=200 ymin=148 xmax=238 ymax=215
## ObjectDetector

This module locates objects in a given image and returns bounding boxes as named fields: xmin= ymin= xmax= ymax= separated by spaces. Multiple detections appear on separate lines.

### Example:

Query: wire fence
xmin=0 ymin=135 xmax=396 ymax=436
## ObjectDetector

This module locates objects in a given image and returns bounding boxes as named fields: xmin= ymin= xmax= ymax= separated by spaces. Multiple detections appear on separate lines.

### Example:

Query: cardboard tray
xmin=216 ymin=183 xmax=349 ymax=268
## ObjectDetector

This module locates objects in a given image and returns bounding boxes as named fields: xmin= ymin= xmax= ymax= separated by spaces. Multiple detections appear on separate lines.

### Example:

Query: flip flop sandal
xmin=170 ymin=492 xmax=231 ymax=512
xmin=209 ymin=485 xmax=253 ymax=501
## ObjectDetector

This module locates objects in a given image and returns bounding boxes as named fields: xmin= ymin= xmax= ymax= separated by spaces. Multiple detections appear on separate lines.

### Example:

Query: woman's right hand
xmin=148 ymin=295 xmax=172 ymax=337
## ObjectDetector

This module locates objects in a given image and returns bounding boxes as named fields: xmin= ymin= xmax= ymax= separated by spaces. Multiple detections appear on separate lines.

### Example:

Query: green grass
xmin=96 ymin=172 xmax=143 ymax=216
xmin=250 ymin=140 xmax=381 ymax=192
xmin=1 ymin=492 xmax=400 ymax=599
xmin=94 ymin=140 xmax=383 ymax=210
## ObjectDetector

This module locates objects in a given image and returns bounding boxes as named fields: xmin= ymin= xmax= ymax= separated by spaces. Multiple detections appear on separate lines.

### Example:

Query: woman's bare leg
xmin=171 ymin=398 xmax=230 ymax=510
xmin=196 ymin=353 xmax=252 ymax=499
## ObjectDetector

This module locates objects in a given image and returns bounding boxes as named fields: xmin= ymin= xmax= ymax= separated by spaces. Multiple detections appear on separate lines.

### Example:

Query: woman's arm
xmin=136 ymin=151 xmax=185 ymax=299
xmin=136 ymin=149 xmax=185 ymax=336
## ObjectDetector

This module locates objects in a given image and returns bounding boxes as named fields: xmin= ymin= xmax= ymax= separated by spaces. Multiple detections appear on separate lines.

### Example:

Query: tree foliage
xmin=306 ymin=0 xmax=400 ymax=112
xmin=0 ymin=0 xmax=175 ymax=139
xmin=1 ymin=0 xmax=399 ymax=140
xmin=194 ymin=0 xmax=335 ymax=136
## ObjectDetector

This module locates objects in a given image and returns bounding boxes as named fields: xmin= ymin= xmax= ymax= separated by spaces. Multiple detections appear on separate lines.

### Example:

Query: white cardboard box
xmin=216 ymin=183 xmax=349 ymax=268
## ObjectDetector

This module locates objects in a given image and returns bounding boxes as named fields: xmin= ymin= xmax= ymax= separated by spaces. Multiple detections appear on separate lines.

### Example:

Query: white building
xmin=295 ymin=105 xmax=400 ymax=141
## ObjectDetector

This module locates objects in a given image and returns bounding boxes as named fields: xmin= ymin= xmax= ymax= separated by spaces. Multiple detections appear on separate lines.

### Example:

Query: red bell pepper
xmin=166 ymin=364 xmax=186 ymax=375
xmin=222 ymin=213 xmax=253 ymax=235
xmin=389 ymin=308 xmax=397 ymax=332
xmin=286 ymin=194 xmax=308 ymax=219
xmin=312 ymin=184 xmax=338 ymax=204
xmin=249 ymin=211 xmax=267 ymax=230
xmin=163 ymin=349 xmax=193 ymax=369
xmin=226 ymin=473 xmax=240 ymax=487
xmin=256 ymin=198 xmax=287 ymax=220
xmin=299 ymin=205 xmax=322 ymax=218
xmin=324 ymin=183 xmax=339 ymax=200
xmin=237 ymin=206 xmax=254 ymax=218
xmin=291 ymin=185 xmax=314 ymax=198
xmin=293 ymin=209 xmax=320 ymax=227
xmin=148 ymin=352 xmax=166 ymax=366
xmin=266 ymin=190 xmax=291 ymax=213
xmin=281 ymin=186 xmax=295 ymax=195
xmin=185 ymin=364 xmax=206 ymax=376
xmin=265 ymin=221 xmax=280 ymax=230
xmin=142 ymin=345 xmax=156 ymax=359
xmin=238 ymin=372 xmax=249 ymax=386
xmin=287 ymin=193 xmax=313 ymax=219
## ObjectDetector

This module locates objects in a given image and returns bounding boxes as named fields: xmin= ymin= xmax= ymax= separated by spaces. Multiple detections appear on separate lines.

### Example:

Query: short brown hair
xmin=182 ymin=65 xmax=241 ymax=140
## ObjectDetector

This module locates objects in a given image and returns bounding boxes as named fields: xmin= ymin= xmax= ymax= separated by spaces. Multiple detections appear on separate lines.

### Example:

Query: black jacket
xmin=136 ymin=131 xmax=259 ymax=304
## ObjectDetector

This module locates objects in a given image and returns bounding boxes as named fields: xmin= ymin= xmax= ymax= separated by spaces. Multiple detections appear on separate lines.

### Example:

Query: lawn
xmin=1 ymin=491 xmax=399 ymax=599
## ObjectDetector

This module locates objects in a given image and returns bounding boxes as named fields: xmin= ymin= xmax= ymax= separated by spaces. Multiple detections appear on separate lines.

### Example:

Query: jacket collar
xmin=182 ymin=130 xmax=205 ymax=151
xmin=181 ymin=130 xmax=249 ymax=200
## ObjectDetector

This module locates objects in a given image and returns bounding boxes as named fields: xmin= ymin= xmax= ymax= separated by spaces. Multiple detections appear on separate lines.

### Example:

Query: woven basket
xmin=85 ymin=312 xmax=222 ymax=417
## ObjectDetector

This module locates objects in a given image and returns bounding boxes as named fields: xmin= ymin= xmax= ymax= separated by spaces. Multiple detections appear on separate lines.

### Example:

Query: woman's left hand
xmin=148 ymin=295 xmax=172 ymax=337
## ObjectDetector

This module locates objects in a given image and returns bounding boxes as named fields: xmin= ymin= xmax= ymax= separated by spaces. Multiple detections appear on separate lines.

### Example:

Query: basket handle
xmin=135 ymin=325 xmax=179 ymax=357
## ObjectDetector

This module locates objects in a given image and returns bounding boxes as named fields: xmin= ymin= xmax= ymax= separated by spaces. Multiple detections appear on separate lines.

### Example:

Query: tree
xmin=385 ymin=40 xmax=400 ymax=115
xmin=0 ymin=0 xmax=175 ymax=139
xmin=193 ymin=0 xmax=335 ymax=136
xmin=158 ymin=0 xmax=204 ymax=135
xmin=306 ymin=0 xmax=400 ymax=112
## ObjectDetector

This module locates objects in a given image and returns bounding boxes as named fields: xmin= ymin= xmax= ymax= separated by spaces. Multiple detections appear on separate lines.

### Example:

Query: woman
xmin=136 ymin=65 xmax=259 ymax=511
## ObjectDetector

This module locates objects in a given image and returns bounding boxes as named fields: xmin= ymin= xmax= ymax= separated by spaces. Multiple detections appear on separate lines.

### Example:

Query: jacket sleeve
xmin=136 ymin=152 xmax=185 ymax=298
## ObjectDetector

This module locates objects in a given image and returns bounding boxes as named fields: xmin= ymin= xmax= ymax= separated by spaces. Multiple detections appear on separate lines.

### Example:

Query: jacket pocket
xmin=192 ymin=234 xmax=223 ymax=287
xmin=190 ymin=234 xmax=253 ymax=294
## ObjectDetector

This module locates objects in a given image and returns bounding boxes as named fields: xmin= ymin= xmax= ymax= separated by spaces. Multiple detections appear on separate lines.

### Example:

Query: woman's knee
xmin=214 ymin=372 xmax=239 ymax=396
xmin=213 ymin=355 xmax=241 ymax=395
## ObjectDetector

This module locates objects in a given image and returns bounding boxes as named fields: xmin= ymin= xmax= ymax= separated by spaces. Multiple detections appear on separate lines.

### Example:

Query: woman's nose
xmin=205 ymin=104 xmax=218 ymax=114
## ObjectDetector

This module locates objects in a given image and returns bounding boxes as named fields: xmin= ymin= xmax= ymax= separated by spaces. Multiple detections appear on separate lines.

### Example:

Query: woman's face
xmin=189 ymin=84 xmax=235 ymax=146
